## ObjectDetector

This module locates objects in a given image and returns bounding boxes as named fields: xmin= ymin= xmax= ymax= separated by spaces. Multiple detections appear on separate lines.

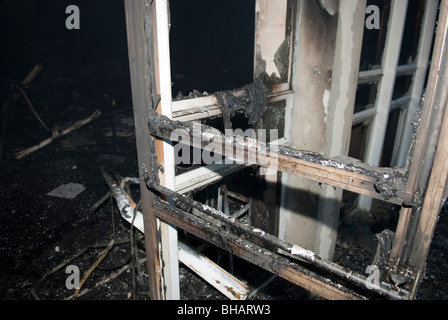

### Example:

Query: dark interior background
xmin=169 ymin=0 xmax=255 ymax=96
xmin=0 ymin=0 xmax=129 ymax=81
xmin=0 ymin=0 xmax=255 ymax=104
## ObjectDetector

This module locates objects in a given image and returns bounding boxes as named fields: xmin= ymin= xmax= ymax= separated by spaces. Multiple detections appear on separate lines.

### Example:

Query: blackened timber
xmin=143 ymin=173 xmax=411 ymax=300
xmin=390 ymin=0 xmax=448 ymax=274
xmin=147 ymin=109 xmax=411 ymax=206
xmin=406 ymin=0 xmax=448 ymax=296
xmin=124 ymin=0 xmax=165 ymax=300
xmin=152 ymin=199 xmax=364 ymax=300
xmin=214 ymin=73 xmax=269 ymax=129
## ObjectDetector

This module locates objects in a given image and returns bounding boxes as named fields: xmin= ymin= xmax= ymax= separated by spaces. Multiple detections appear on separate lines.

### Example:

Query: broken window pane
xmin=392 ymin=75 xmax=413 ymax=100
xmin=354 ymin=81 xmax=379 ymax=113
xmin=349 ymin=121 xmax=370 ymax=162
xmin=359 ymin=0 xmax=391 ymax=71
xmin=381 ymin=107 xmax=402 ymax=167
xmin=398 ymin=0 xmax=426 ymax=65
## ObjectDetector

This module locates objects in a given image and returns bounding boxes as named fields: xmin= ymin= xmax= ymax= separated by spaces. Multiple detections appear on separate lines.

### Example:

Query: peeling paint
xmin=290 ymin=244 xmax=316 ymax=262
xmin=323 ymin=89 xmax=331 ymax=123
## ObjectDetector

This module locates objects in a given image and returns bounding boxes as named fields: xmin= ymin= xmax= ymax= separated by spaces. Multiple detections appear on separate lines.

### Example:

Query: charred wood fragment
xmin=214 ymin=73 xmax=269 ymax=129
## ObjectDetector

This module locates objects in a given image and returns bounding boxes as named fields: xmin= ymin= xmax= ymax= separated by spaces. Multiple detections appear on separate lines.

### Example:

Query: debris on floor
xmin=14 ymin=109 xmax=101 ymax=160
xmin=0 ymin=81 xmax=447 ymax=300
xmin=47 ymin=182 xmax=86 ymax=199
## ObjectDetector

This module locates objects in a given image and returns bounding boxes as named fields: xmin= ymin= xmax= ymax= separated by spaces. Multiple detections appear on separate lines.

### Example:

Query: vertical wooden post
xmin=401 ymin=0 xmax=448 ymax=297
xmin=124 ymin=0 xmax=180 ymax=300
xmin=408 ymin=0 xmax=448 ymax=267
xmin=409 ymin=95 xmax=448 ymax=298
xmin=395 ymin=0 xmax=439 ymax=167
xmin=151 ymin=0 xmax=180 ymax=300
xmin=124 ymin=0 xmax=165 ymax=299
xmin=390 ymin=0 xmax=448 ymax=268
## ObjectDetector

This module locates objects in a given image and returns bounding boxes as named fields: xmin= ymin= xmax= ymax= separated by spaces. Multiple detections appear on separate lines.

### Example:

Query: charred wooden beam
xmin=390 ymin=0 xmax=448 ymax=281
xmin=152 ymin=198 xmax=365 ymax=300
xmin=101 ymin=169 xmax=250 ymax=300
xmin=142 ymin=169 xmax=411 ymax=300
xmin=404 ymin=0 xmax=448 ymax=298
xmin=124 ymin=0 xmax=165 ymax=300
xmin=146 ymin=108 xmax=411 ymax=206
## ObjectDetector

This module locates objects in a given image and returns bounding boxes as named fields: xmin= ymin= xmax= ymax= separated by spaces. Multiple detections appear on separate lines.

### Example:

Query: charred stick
xmin=31 ymin=238 xmax=130 ymax=300
xmin=12 ymin=84 xmax=50 ymax=131
xmin=14 ymin=109 xmax=101 ymax=159
xmin=73 ymin=239 xmax=115 ymax=298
